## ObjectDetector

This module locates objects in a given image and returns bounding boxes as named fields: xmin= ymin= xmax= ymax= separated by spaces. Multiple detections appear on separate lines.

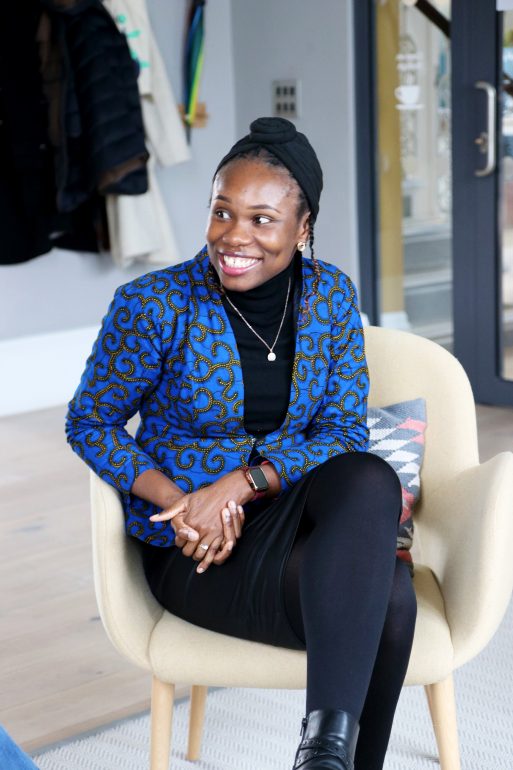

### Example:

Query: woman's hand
xmin=173 ymin=499 xmax=245 ymax=566
xmin=150 ymin=470 xmax=253 ymax=572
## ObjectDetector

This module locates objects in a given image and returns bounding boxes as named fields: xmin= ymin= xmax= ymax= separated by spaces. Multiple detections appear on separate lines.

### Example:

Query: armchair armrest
xmin=90 ymin=473 xmax=164 ymax=670
xmin=416 ymin=452 xmax=513 ymax=669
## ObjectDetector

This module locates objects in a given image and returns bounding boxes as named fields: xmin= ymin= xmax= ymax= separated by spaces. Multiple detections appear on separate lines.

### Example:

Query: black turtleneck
xmin=218 ymin=255 xmax=301 ymax=437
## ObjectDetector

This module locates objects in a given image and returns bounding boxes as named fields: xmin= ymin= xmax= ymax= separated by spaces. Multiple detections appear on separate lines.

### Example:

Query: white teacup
xmin=394 ymin=84 xmax=420 ymax=105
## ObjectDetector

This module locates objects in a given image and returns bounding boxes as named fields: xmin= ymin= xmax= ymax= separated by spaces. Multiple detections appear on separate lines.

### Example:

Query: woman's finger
xmin=221 ymin=506 xmax=236 ymax=551
xmin=227 ymin=499 xmax=242 ymax=539
xmin=212 ymin=538 xmax=234 ymax=565
xmin=171 ymin=515 xmax=199 ymax=552
xmin=237 ymin=504 xmax=245 ymax=526
xmin=173 ymin=515 xmax=199 ymax=539
xmin=174 ymin=527 xmax=199 ymax=549
xmin=182 ymin=539 xmax=200 ymax=558
xmin=149 ymin=499 xmax=188 ymax=522
xmin=196 ymin=535 xmax=223 ymax=574
xmin=180 ymin=514 xmax=205 ymax=557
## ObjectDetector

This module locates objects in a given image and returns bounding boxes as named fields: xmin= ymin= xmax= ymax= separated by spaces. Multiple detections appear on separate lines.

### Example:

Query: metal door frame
xmin=354 ymin=1 xmax=380 ymax=325
xmin=452 ymin=1 xmax=513 ymax=404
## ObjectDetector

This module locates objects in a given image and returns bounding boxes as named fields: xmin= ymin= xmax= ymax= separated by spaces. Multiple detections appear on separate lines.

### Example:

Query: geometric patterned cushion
xmin=367 ymin=398 xmax=427 ymax=573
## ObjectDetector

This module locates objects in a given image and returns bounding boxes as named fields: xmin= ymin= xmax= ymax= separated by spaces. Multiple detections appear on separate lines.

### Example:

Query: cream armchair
xmin=90 ymin=326 xmax=513 ymax=770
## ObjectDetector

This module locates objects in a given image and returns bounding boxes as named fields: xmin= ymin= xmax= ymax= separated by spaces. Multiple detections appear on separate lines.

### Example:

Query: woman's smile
xmin=218 ymin=251 xmax=262 ymax=275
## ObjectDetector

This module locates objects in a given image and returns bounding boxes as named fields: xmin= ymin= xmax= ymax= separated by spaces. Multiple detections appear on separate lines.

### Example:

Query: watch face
xmin=249 ymin=465 xmax=269 ymax=492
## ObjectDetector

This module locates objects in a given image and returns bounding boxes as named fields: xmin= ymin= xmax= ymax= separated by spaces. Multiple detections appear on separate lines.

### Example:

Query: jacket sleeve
xmin=65 ymin=285 xmax=163 ymax=493
xmin=261 ymin=275 xmax=369 ymax=490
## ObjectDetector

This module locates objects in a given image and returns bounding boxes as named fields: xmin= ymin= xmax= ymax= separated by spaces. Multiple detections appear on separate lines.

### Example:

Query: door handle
xmin=474 ymin=81 xmax=497 ymax=177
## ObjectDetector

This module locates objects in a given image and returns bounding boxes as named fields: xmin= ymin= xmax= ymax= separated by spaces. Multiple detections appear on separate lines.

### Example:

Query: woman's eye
xmin=214 ymin=209 xmax=230 ymax=220
xmin=254 ymin=215 xmax=272 ymax=225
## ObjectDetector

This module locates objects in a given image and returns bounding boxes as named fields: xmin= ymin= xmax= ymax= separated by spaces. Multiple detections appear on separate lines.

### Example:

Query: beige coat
xmin=104 ymin=0 xmax=191 ymax=266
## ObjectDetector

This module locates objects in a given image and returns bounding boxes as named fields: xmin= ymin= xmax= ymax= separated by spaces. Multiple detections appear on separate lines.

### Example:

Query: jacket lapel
xmin=190 ymin=248 xmax=327 ymax=437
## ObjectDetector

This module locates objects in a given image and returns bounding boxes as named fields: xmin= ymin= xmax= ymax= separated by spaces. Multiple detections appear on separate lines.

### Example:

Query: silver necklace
xmin=223 ymin=277 xmax=292 ymax=362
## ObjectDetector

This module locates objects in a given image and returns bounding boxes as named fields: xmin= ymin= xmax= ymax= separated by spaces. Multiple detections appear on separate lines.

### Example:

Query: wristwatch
xmin=244 ymin=465 xmax=270 ymax=500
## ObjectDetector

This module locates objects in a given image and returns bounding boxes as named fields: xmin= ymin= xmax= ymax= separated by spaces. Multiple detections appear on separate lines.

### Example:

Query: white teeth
xmin=223 ymin=255 xmax=259 ymax=268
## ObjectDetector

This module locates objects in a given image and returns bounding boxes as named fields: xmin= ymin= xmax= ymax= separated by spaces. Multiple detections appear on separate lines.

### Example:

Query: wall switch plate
xmin=272 ymin=79 xmax=301 ymax=119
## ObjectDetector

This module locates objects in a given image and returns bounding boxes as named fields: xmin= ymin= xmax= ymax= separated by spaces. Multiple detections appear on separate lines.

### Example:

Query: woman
xmin=66 ymin=117 xmax=417 ymax=770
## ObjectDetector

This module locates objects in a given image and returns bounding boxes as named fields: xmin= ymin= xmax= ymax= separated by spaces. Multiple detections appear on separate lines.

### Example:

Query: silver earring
xmin=297 ymin=241 xmax=306 ymax=252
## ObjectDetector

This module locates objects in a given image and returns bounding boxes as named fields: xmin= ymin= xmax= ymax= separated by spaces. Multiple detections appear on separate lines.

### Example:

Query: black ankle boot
xmin=292 ymin=708 xmax=360 ymax=769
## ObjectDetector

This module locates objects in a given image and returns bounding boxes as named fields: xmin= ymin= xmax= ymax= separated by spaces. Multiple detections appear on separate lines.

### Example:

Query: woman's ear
xmin=299 ymin=212 xmax=311 ymax=244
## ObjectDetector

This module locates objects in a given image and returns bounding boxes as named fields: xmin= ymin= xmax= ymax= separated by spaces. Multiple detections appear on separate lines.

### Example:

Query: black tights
xmin=283 ymin=453 xmax=417 ymax=770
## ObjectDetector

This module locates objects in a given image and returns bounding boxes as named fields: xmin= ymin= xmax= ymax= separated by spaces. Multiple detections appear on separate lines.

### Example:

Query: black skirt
xmin=137 ymin=466 xmax=322 ymax=651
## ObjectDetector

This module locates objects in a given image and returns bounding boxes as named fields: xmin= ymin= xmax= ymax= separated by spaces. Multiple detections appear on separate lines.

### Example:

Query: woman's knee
xmin=311 ymin=452 xmax=402 ymax=511
xmin=303 ymin=453 xmax=403 ymax=545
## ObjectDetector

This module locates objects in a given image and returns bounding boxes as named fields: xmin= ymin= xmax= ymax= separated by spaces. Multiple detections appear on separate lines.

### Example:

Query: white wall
xmin=0 ymin=0 xmax=360 ymax=415
xmin=0 ymin=0 xmax=237 ymax=415
xmin=230 ymin=0 xmax=359 ymax=282
xmin=0 ymin=0 xmax=236 ymax=343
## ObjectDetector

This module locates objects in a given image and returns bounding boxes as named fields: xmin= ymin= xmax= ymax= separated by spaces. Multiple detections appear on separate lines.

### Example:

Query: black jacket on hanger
xmin=0 ymin=1 xmax=148 ymax=264
xmin=39 ymin=0 xmax=149 ymax=213
xmin=0 ymin=3 xmax=58 ymax=263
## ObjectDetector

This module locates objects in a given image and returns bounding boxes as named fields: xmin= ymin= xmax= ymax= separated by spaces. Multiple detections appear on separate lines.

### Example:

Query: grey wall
xmin=0 ymin=0 xmax=236 ymax=341
xmin=230 ymin=0 xmax=359 ymax=282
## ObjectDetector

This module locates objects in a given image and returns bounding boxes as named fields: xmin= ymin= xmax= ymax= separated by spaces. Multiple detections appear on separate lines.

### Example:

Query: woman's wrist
xmin=238 ymin=461 xmax=281 ymax=501
xmin=131 ymin=468 xmax=185 ymax=510
xmin=233 ymin=469 xmax=259 ymax=504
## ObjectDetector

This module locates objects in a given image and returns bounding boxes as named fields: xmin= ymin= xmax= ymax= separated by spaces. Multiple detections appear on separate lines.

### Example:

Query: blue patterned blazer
xmin=65 ymin=247 xmax=369 ymax=546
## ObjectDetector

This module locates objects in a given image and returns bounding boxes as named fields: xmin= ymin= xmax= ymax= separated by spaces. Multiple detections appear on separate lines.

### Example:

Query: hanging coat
xmin=39 ymin=0 xmax=149 ymax=213
xmin=103 ymin=0 xmax=191 ymax=267
xmin=0 ymin=2 xmax=57 ymax=263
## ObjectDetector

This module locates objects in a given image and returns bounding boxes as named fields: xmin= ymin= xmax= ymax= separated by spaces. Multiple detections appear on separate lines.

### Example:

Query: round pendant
xmin=267 ymin=351 xmax=276 ymax=362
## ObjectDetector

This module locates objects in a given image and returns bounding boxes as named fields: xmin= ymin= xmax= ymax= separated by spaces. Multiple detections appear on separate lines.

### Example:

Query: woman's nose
xmin=222 ymin=220 xmax=252 ymax=246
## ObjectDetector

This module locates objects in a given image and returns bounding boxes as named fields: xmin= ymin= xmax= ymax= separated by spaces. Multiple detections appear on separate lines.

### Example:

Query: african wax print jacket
xmin=65 ymin=247 xmax=369 ymax=546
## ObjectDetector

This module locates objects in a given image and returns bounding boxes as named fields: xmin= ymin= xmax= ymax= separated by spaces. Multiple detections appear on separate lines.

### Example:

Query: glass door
xmin=355 ymin=0 xmax=513 ymax=405
xmin=376 ymin=0 xmax=452 ymax=347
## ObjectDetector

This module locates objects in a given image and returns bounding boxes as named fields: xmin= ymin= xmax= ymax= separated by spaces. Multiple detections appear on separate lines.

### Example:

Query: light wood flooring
xmin=0 ymin=403 xmax=512 ymax=754
xmin=0 ymin=406 xmax=189 ymax=754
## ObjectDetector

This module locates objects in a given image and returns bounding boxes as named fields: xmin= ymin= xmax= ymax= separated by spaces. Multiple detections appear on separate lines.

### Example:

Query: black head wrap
xmin=215 ymin=117 xmax=323 ymax=222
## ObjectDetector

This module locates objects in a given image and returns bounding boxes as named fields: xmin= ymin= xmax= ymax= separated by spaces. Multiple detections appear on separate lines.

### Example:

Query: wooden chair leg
xmin=150 ymin=677 xmax=175 ymax=770
xmin=424 ymin=675 xmax=461 ymax=770
xmin=187 ymin=685 xmax=208 ymax=760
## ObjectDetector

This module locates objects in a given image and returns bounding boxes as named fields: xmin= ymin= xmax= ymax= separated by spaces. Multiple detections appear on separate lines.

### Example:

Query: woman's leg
xmin=282 ymin=451 xmax=403 ymax=720
xmin=353 ymin=558 xmax=417 ymax=770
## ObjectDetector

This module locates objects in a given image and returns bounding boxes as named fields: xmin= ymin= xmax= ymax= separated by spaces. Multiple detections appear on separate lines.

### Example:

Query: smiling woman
xmin=65 ymin=117 xmax=416 ymax=770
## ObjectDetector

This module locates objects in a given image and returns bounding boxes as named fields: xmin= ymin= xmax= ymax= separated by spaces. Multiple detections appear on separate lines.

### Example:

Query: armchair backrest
xmin=364 ymin=326 xmax=479 ymax=492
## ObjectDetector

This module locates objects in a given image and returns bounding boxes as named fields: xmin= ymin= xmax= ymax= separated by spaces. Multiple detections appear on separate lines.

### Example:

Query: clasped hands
xmin=149 ymin=469 xmax=255 ymax=574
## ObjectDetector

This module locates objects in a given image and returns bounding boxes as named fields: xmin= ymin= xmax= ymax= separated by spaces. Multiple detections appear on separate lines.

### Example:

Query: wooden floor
xmin=0 ymin=406 xmax=189 ymax=754
xmin=0 ymin=402 xmax=512 ymax=754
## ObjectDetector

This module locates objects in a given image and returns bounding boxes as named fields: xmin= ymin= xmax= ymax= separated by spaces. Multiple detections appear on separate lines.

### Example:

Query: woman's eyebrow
xmin=214 ymin=194 xmax=281 ymax=213
xmin=248 ymin=204 xmax=281 ymax=212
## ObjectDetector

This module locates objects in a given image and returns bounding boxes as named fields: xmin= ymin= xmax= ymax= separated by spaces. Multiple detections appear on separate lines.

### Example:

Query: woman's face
xmin=206 ymin=158 xmax=310 ymax=292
